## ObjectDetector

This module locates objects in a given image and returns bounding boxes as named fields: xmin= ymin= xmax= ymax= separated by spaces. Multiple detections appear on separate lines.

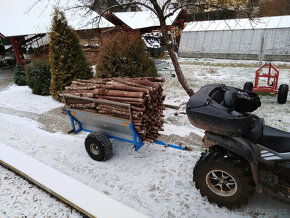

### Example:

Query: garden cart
xmin=63 ymin=94 xmax=188 ymax=161
xmin=243 ymin=62 xmax=288 ymax=104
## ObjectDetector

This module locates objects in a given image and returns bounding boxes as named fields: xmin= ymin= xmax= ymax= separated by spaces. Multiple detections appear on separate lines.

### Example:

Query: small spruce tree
xmin=26 ymin=59 xmax=51 ymax=96
xmin=96 ymin=32 xmax=157 ymax=78
xmin=14 ymin=63 xmax=26 ymax=86
xmin=49 ymin=9 xmax=93 ymax=101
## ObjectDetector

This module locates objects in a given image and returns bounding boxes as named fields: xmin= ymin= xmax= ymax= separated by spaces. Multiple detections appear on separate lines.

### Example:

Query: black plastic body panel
xmin=186 ymin=84 xmax=261 ymax=137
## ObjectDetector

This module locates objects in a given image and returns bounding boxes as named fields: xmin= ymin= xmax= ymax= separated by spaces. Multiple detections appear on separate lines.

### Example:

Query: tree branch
xmin=162 ymin=0 xmax=172 ymax=13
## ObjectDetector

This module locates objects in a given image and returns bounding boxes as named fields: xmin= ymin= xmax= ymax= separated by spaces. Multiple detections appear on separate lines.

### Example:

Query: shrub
xmin=96 ymin=32 xmax=157 ymax=78
xmin=14 ymin=63 xmax=26 ymax=86
xmin=49 ymin=9 xmax=93 ymax=101
xmin=26 ymin=59 xmax=50 ymax=95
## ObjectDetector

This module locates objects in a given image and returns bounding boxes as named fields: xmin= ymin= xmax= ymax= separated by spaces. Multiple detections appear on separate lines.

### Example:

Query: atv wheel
xmin=85 ymin=132 xmax=112 ymax=161
xmin=277 ymin=84 xmax=288 ymax=104
xmin=193 ymin=148 xmax=255 ymax=208
xmin=243 ymin=82 xmax=253 ymax=92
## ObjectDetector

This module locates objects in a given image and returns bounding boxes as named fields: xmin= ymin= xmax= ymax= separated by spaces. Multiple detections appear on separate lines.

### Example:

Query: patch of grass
xmin=197 ymin=67 xmax=218 ymax=75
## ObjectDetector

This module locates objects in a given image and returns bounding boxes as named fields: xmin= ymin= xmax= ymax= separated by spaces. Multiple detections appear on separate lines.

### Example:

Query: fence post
xmin=259 ymin=34 xmax=265 ymax=66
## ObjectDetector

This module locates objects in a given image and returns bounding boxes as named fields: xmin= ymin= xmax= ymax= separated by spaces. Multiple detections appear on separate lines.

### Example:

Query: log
xmin=163 ymin=103 xmax=180 ymax=110
xmin=129 ymin=79 xmax=160 ymax=90
xmin=112 ymin=78 xmax=153 ymax=91
xmin=95 ymin=95 xmax=145 ymax=103
xmin=104 ymin=84 xmax=149 ymax=93
xmin=93 ymin=88 xmax=144 ymax=98
xmin=70 ymin=103 xmax=95 ymax=109
xmin=131 ymin=105 xmax=146 ymax=112
xmin=76 ymin=79 xmax=108 ymax=84
xmin=65 ymin=86 xmax=96 ymax=90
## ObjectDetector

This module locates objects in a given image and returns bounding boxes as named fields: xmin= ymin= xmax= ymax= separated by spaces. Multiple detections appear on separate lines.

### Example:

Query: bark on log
xmin=104 ymin=84 xmax=149 ymax=93
xmin=112 ymin=78 xmax=153 ymax=91
xmin=95 ymin=95 xmax=145 ymax=103
xmin=93 ymin=88 xmax=144 ymax=98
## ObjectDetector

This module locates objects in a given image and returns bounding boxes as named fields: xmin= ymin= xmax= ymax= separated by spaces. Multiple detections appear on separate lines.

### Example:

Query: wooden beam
xmin=9 ymin=36 xmax=25 ymax=69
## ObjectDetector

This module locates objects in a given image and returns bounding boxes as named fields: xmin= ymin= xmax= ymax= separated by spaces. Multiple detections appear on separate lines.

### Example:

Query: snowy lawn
xmin=0 ymin=85 xmax=63 ymax=114
xmin=0 ymin=58 xmax=289 ymax=217
xmin=163 ymin=58 xmax=290 ymax=132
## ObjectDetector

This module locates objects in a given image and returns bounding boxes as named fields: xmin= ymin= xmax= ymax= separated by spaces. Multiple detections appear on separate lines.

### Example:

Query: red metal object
xmin=253 ymin=63 xmax=280 ymax=94
xmin=9 ymin=36 xmax=25 ymax=69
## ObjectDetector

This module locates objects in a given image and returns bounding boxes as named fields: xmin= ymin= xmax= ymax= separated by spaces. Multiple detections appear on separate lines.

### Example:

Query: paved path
xmin=0 ymin=67 xmax=14 ymax=90
xmin=0 ymin=68 xmax=82 ymax=217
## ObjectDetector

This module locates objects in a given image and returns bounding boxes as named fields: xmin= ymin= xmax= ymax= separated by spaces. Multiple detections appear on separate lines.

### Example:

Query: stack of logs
xmin=63 ymin=77 xmax=166 ymax=141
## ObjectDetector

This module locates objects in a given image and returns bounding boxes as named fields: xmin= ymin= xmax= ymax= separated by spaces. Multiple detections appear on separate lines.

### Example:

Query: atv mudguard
xmin=203 ymin=131 xmax=258 ymax=164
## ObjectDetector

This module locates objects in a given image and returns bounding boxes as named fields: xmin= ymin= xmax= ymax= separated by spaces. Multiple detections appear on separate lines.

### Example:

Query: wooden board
xmin=0 ymin=143 xmax=147 ymax=218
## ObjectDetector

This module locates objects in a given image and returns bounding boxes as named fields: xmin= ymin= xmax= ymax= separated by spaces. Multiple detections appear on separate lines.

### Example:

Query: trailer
xmin=243 ymin=63 xmax=288 ymax=104
xmin=63 ymin=94 xmax=187 ymax=161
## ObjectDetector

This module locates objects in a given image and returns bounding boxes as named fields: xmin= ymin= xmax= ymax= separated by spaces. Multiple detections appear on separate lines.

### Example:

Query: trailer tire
xmin=85 ymin=132 xmax=112 ymax=161
xmin=277 ymin=84 xmax=288 ymax=104
xmin=193 ymin=147 xmax=255 ymax=209
xmin=243 ymin=82 xmax=253 ymax=92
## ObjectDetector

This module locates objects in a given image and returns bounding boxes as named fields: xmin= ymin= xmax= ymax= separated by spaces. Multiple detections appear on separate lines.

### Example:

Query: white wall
xmin=179 ymin=28 xmax=290 ymax=56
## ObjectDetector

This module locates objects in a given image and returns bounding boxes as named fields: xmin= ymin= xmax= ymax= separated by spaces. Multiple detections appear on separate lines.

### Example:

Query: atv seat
xmin=244 ymin=116 xmax=264 ymax=142
xmin=258 ymin=126 xmax=290 ymax=153
xmin=223 ymin=90 xmax=261 ymax=112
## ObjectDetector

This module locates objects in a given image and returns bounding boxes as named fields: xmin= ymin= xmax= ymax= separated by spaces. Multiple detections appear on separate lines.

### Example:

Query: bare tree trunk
xmin=150 ymin=0 xmax=194 ymax=96
xmin=160 ymin=19 xmax=194 ymax=96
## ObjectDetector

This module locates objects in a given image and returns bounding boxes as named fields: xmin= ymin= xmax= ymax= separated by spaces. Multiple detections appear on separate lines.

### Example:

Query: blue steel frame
xmin=66 ymin=110 xmax=184 ymax=152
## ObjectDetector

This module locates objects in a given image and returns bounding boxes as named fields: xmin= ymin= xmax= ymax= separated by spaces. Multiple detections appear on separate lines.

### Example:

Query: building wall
xmin=179 ymin=28 xmax=290 ymax=61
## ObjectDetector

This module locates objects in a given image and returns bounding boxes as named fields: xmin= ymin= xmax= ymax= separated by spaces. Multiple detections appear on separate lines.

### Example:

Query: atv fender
xmin=203 ymin=131 xmax=258 ymax=164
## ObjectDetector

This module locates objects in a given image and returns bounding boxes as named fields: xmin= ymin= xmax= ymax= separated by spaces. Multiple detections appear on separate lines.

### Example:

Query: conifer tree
xmin=49 ymin=9 xmax=93 ymax=100
xmin=96 ymin=32 xmax=157 ymax=78
xmin=14 ymin=63 xmax=26 ymax=86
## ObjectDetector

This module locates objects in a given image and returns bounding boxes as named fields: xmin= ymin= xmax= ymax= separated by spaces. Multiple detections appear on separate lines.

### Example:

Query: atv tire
xmin=85 ymin=132 xmax=112 ymax=161
xmin=243 ymin=82 xmax=253 ymax=92
xmin=193 ymin=147 xmax=255 ymax=209
xmin=277 ymin=84 xmax=288 ymax=104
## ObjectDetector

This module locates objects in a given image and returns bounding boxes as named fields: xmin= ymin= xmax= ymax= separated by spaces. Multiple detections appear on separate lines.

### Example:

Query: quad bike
xmin=186 ymin=84 xmax=290 ymax=208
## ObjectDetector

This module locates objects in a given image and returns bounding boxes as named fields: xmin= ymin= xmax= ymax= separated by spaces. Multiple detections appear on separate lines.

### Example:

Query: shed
xmin=106 ymin=9 xmax=189 ymax=47
xmin=0 ymin=0 xmax=114 ymax=68
xmin=179 ymin=16 xmax=290 ymax=62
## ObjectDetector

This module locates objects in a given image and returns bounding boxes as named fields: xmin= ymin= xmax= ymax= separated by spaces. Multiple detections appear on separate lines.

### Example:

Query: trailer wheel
xmin=85 ymin=132 xmax=112 ymax=161
xmin=193 ymin=148 xmax=255 ymax=209
xmin=243 ymin=82 xmax=253 ymax=92
xmin=277 ymin=84 xmax=288 ymax=104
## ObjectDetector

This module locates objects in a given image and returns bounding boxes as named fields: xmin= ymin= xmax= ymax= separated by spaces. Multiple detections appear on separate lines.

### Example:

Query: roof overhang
xmin=112 ymin=9 xmax=183 ymax=30
xmin=183 ymin=15 xmax=290 ymax=32
xmin=0 ymin=0 xmax=115 ymax=38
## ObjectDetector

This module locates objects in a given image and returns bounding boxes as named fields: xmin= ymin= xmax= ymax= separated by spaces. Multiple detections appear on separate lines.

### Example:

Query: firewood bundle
xmin=63 ymin=77 xmax=166 ymax=141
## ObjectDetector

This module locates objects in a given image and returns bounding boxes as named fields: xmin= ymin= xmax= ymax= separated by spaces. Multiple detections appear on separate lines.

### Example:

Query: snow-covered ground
xmin=0 ymin=58 xmax=289 ymax=217
xmin=164 ymin=58 xmax=290 ymax=132
xmin=0 ymin=165 xmax=81 ymax=217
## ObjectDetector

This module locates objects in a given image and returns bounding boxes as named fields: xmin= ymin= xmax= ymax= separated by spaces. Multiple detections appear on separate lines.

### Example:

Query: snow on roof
xmin=0 ymin=0 xmax=115 ymax=37
xmin=113 ymin=9 xmax=181 ymax=30
xmin=183 ymin=15 xmax=290 ymax=32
